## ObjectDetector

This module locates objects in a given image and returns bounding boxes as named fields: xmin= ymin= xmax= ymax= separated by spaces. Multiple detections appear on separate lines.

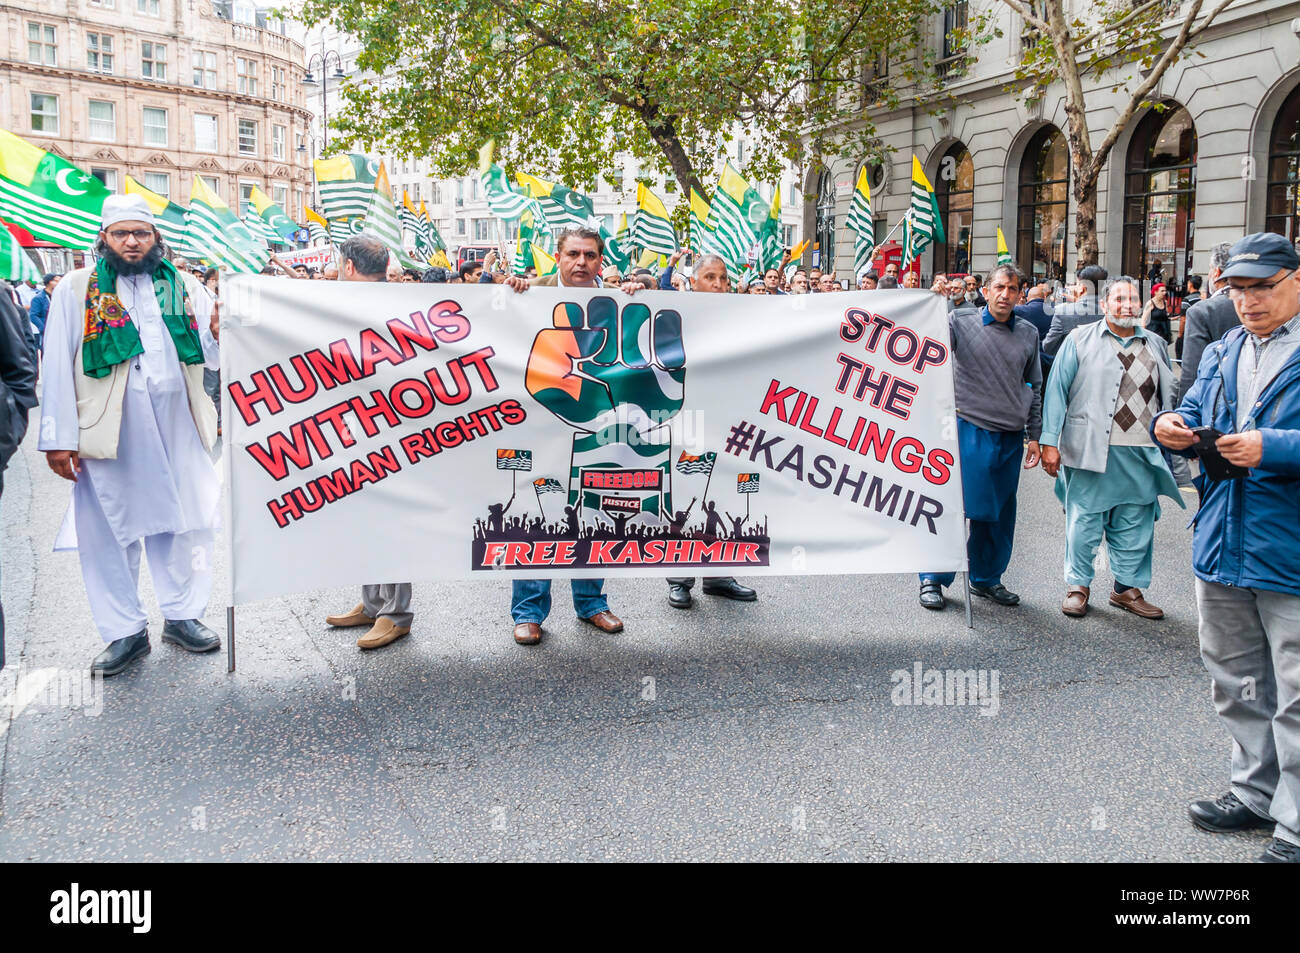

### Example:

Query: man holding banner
xmin=39 ymin=196 xmax=222 ymax=675
xmin=919 ymin=264 xmax=1042 ymax=611
xmin=503 ymin=227 xmax=624 ymax=645
xmin=662 ymin=254 xmax=757 ymax=610
xmin=323 ymin=236 xmax=416 ymax=650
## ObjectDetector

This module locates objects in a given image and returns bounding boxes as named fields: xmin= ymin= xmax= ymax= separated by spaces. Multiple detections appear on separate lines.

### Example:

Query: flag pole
xmin=701 ymin=465 xmax=714 ymax=510
xmin=535 ymin=484 xmax=545 ymax=523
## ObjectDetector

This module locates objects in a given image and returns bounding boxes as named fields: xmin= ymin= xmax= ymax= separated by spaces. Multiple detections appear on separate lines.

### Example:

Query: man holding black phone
xmin=1152 ymin=232 xmax=1300 ymax=863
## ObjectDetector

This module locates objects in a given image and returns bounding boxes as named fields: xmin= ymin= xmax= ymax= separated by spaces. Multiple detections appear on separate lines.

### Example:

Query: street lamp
xmin=302 ymin=48 xmax=346 ymax=155
xmin=298 ymin=133 xmax=326 ymax=210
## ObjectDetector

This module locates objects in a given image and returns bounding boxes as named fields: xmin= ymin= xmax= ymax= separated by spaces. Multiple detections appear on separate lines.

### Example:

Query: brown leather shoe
xmin=357 ymin=617 xmax=410 ymax=649
xmin=1109 ymin=587 xmax=1164 ymax=619
xmin=581 ymin=610 xmax=624 ymax=633
xmin=513 ymin=622 xmax=542 ymax=645
xmin=1061 ymin=585 xmax=1090 ymax=617
xmin=326 ymin=603 xmax=374 ymax=627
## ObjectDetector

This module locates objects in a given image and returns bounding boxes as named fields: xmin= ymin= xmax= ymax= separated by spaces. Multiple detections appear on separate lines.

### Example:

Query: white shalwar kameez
xmin=39 ymin=272 xmax=221 ymax=643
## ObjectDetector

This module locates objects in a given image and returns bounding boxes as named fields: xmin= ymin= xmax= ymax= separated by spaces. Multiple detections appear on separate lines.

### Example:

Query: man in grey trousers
xmin=322 ymin=237 xmax=413 ymax=650
xmin=1153 ymin=232 xmax=1300 ymax=863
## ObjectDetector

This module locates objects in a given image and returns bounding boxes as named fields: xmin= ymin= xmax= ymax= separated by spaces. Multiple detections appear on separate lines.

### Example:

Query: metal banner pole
xmin=227 ymin=605 xmax=236 ymax=673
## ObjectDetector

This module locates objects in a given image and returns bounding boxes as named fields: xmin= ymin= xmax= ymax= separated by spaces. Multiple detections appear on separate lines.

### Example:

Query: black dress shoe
xmin=667 ymin=583 xmax=693 ymax=609
xmin=919 ymin=581 xmax=945 ymax=610
xmin=1259 ymin=838 xmax=1300 ymax=863
xmin=702 ymin=578 xmax=757 ymax=601
xmin=970 ymin=583 xmax=1020 ymax=606
xmin=1188 ymin=791 xmax=1273 ymax=833
xmin=162 ymin=618 xmax=221 ymax=653
xmin=91 ymin=631 xmax=150 ymax=676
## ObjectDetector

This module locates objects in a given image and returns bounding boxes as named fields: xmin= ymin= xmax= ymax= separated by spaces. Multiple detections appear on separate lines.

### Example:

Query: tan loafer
xmin=581 ymin=610 xmax=624 ymax=633
xmin=357 ymin=617 xmax=411 ymax=649
xmin=513 ymin=622 xmax=542 ymax=645
xmin=1109 ymin=587 xmax=1164 ymax=619
xmin=1061 ymin=585 xmax=1090 ymax=617
xmin=326 ymin=603 xmax=374 ymax=627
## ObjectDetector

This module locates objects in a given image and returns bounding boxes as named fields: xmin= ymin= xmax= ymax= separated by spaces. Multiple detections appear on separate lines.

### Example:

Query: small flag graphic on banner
xmin=675 ymin=451 xmax=717 ymax=475
xmin=496 ymin=449 xmax=533 ymax=471
xmin=737 ymin=474 xmax=760 ymax=493
xmin=533 ymin=478 xmax=564 ymax=493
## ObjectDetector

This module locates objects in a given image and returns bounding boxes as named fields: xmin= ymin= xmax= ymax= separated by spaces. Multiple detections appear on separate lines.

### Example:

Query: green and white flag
xmin=304 ymin=207 xmax=330 ymax=246
xmin=706 ymin=162 xmax=767 ymax=278
xmin=515 ymin=171 xmax=597 ymax=228
xmin=399 ymin=192 xmax=428 ymax=256
xmin=0 ymin=219 xmax=41 ymax=284
xmin=478 ymin=142 xmax=541 ymax=223
xmin=901 ymin=156 xmax=944 ymax=269
xmin=758 ymin=186 xmax=784 ymax=272
xmin=362 ymin=164 xmax=424 ymax=270
xmin=0 ymin=129 xmax=108 ymax=249
xmin=313 ymin=153 xmax=378 ymax=221
xmin=250 ymin=185 xmax=298 ymax=242
xmin=630 ymin=183 xmax=677 ymax=255
xmin=242 ymin=210 xmax=281 ymax=249
xmin=419 ymin=200 xmax=446 ymax=252
xmin=185 ymin=175 xmax=269 ymax=274
xmin=124 ymin=175 xmax=203 ymax=260
xmin=845 ymin=167 xmax=875 ymax=276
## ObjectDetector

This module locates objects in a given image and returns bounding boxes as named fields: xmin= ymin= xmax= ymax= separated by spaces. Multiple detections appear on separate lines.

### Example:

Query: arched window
xmin=814 ymin=168 xmax=835 ymax=268
xmin=1123 ymin=104 xmax=1197 ymax=290
xmin=1266 ymin=85 xmax=1300 ymax=241
xmin=1016 ymin=126 xmax=1069 ymax=283
xmin=933 ymin=143 xmax=973 ymax=275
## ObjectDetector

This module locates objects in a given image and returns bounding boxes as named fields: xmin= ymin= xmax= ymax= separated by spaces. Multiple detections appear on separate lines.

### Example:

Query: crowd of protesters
xmin=1 ymin=208 xmax=1298 ymax=862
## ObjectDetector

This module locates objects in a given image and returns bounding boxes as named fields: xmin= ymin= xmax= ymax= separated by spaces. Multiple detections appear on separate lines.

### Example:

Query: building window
xmin=141 ymin=41 xmax=166 ymax=80
xmin=29 ymin=93 xmax=58 ymax=134
xmin=430 ymin=183 xmax=442 ymax=204
xmin=194 ymin=114 xmax=218 ymax=152
xmin=814 ymin=168 xmax=835 ymax=268
xmin=938 ymin=1 xmax=968 ymax=80
xmin=411 ymin=183 xmax=421 ymax=202
xmin=239 ymin=182 xmax=256 ymax=217
xmin=238 ymin=119 xmax=258 ymax=156
xmin=142 ymin=106 xmax=168 ymax=146
xmin=91 ymin=168 xmax=118 ymax=192
xmin=1265 ymin=86 xmax=1300 ymax=242
xmin=90 ymin=0 xmax=116 ymax=7
xmin=456 ymin=218 xmax=466 ymax=236
xmin=272 ymin=185 xmax=288 ymax=209
xmin=233 ymin=1 xmax=256 ymax=24
xmin=27 ymin=22 xmax=57 ymax=66
xmin=470 ymin=178 xmax=480 ymax=201
xmin=86 ymin=33 xmax=114 ymax=74
xmin=271 ymin=66 xmax=286 ymax=101
xmin=198 ymin=175 xmax=220 ymax=197
xmin=473 ymin=218 xmax=493 ymax=241
xmin=1016 ymin=125 xmax=1070 ymax=283
xmin=782 ymin=224 xmax=795 ymax=247
xmin=236 ymin=58 xmax=259 ymax=96
xmin=272 ymin=124 xmax=286 ymax=160
xmin=193 ymin=51 xmax=217 ymax=89
xmin=88 ymin=100 xmax=117 ymax=141
xmin=1123 ymin=103 xmax=1197 ymax=291
xmin=143 ymin=171 xmax=170 ymax=199
xmin=934 ymin=142 xmax=974 ymax=275
xmin=136 ymin=0 xmax=160 ymax=15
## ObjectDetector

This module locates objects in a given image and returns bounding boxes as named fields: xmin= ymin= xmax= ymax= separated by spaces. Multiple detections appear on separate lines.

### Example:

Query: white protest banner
xmin=220 ymin=279 xmax=965 ymax=605
xmin=275 ymin=246 xmax=334 ymax=270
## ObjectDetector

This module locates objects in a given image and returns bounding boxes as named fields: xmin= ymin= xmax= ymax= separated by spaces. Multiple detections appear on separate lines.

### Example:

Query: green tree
xmin=985 ymin=0 xmax=1240 ymax=266
xmin=296 ymin=0 xmax=941 ymax=206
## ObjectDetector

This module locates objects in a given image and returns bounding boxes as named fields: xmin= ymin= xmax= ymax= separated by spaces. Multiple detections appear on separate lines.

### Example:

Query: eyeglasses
xmin=1227 ymin=270 xmax=1296 ymax=300
xmin=106 ymin=228 xmax=153 ymax=242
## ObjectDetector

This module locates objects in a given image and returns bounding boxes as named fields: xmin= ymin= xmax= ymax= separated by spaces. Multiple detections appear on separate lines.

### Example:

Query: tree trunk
xmin=640 ymin=108 xmax=704 ymax=199
xmin=1073 ymin=164 xmax=1101 ymax=268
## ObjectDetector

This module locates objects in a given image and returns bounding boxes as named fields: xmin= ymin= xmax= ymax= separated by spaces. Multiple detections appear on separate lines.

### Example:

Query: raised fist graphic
xmin=525 ymin=296 xmax=686 ymax=519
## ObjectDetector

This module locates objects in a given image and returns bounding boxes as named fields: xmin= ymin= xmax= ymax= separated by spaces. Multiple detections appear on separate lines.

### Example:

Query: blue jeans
xmin=511 ymin=579 xmax=609 ymax=624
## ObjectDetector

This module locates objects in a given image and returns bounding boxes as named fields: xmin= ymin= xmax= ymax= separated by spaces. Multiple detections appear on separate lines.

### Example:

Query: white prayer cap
xmin=101 ymin=194 xmax=155 ymax=228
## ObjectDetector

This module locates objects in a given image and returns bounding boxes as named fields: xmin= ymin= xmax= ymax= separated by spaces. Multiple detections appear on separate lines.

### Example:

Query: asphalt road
xmin=0 ymin=437 xmax=1269 ymax=862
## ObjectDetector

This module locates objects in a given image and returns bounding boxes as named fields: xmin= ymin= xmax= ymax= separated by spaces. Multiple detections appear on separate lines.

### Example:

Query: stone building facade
xmin=806 ymin=0 xmax=1300 ymax=290
xmin=2 ymin=0 xmax=314 ymax=225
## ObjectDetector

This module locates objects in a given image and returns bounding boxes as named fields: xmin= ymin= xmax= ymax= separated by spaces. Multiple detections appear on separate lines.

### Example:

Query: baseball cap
xmin=1220 ymin=232 xmax=1300 ymax=279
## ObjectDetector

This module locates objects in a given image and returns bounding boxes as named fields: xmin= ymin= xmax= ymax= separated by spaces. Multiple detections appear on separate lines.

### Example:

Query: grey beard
xmin=95 ymin=239 xmax=165 ymax=276
xmin=1109 ymin=315 xmax=1143 ymax=328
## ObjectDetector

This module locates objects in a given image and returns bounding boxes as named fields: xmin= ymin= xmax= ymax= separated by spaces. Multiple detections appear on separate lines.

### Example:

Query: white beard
xmin=1109 ymin=315 xmax=1143 ymax=328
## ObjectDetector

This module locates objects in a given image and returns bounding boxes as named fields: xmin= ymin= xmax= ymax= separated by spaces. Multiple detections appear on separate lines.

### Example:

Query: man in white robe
xmin=39 ymin=195 xmax=222 ymax=676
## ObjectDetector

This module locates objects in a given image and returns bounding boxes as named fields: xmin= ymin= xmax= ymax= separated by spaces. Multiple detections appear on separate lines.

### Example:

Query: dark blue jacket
xmin=1153 ymin=325 xmax=1300 ymax=596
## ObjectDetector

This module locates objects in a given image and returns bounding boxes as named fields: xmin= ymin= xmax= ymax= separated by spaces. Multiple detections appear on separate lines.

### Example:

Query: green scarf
xmin=82 ymin=257 xmax=205 ymax=379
